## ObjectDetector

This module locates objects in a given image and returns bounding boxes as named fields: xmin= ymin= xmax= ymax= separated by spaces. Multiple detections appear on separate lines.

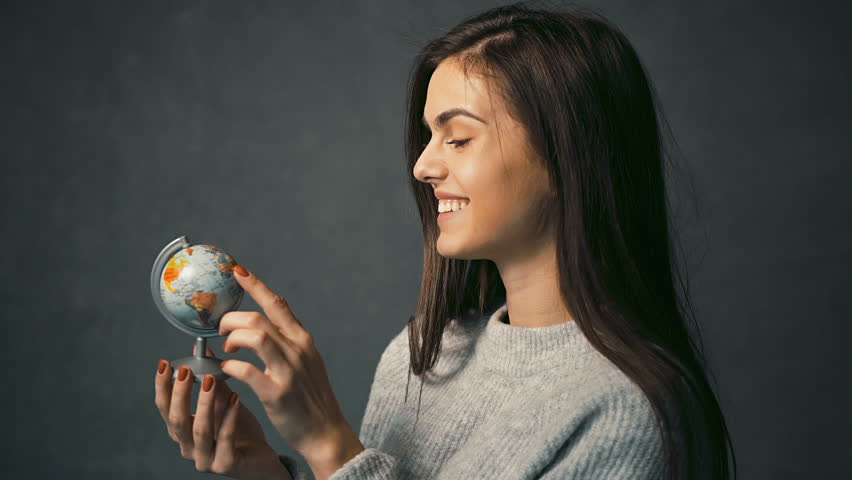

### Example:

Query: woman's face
xmin=413 ymin=58 xmax=554 ymax=261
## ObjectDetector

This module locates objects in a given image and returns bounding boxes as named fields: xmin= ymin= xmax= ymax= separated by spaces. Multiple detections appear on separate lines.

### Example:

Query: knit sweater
xmin=278 ymin=302 xmax=666 ymax=479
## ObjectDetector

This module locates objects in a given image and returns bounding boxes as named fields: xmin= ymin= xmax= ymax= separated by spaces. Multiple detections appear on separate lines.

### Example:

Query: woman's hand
xmin=217 ymin=265 xmax=364 ymax=476
xmin=154 ymin=343 xmax=293 ymax=480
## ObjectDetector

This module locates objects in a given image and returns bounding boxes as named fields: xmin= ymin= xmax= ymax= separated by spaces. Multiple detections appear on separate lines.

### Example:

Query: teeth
xmin=438 ymin=199 xmax=469 ymax=213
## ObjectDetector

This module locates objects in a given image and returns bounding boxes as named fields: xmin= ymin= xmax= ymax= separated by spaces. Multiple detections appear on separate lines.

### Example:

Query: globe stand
xmin=151 ymin=235 xmax=242 ymax=384
xmin=169 ymin=336 xmax=230 ymax=383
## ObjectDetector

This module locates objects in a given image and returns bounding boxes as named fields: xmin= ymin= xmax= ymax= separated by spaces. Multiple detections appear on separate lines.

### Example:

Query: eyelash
xmin=447 ymin=139 xmax=471 ymax=149
xmin=421 ymin=137 xmax=471 ymax=150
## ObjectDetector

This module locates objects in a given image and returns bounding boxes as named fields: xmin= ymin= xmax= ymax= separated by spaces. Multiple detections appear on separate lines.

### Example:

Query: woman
xmin=154 ymin=3 xmax=737 ymax=479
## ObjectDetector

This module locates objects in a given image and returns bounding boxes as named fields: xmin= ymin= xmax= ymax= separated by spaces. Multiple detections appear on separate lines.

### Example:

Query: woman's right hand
xmin=154 ymin=343 xmax=293 ymax=480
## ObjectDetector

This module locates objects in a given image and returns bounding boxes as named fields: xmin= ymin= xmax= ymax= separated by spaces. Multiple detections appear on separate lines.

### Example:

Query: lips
xmin=434 ymin=190 xmax=469 ymax=201
xmin=437 ymin=202 xmax=467 ymax=223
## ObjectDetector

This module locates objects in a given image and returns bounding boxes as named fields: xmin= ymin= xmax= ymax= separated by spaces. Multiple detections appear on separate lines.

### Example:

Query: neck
xmin=493 ymin=238 xmax=574 ymax=327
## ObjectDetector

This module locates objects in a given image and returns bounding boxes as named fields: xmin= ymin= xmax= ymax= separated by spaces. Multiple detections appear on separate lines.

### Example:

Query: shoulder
xmin=552 ymin=349 xmax=661 ymax=429
xmin=367 ymin=322 xmax=411 ymax=388
xmin=555 ymin=352 xmax=665 ymax=464
xmin=373 ymin=309 xmax=481 ymax=382
xmin=382 ymin=321 xmax=410 ymax=361
xmin=532 ymin=354 xmax=667 ymax=478
xmin=379 ymin=307 xmax=480 ymax=359
xmin=582 ymin=370 xmax=661 ymax=443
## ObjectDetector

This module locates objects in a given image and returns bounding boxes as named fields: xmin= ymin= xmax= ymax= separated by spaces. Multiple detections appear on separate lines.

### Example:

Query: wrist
xmin=302 ymin=423 xmax=365 ymax=480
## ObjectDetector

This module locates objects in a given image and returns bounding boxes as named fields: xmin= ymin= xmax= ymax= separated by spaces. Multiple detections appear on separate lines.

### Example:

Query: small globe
xmin=158 ymin=244 xmax=244 ymax=331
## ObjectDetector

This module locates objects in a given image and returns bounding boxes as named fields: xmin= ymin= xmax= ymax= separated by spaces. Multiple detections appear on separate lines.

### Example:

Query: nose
xmin=413 ymin=142 xmax=447 ymax=184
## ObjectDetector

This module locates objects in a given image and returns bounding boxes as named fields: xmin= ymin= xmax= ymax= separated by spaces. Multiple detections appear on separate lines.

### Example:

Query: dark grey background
xmin=3 ymin=0 xmax=849 ymax=478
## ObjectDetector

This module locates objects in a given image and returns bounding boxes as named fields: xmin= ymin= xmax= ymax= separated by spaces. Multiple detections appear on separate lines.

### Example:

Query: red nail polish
xmin=230 ymin=392 xmax=238 ymax=405
xmin=234 ymin=265 xmax=249 ymax=277
xmin=158 ymin=359 xmax=168 ymax=374
xmin=178 ymin=366 xmax=190 ymax=381
xmin=202 ymin=375 xmax=214 ymax=392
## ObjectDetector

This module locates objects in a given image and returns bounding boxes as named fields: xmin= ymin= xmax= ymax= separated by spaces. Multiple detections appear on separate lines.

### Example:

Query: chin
xmin=436 ymin=236 xmax=477 ymax=260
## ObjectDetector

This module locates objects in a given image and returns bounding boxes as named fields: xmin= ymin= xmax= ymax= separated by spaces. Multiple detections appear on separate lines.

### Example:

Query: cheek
xmin=468 ymin=177 xmax=545 ymax=240
xmin=456 ymin=145 xmax=541 ymax=237
xmin=467 ymin=190 xmax=523 ymax=236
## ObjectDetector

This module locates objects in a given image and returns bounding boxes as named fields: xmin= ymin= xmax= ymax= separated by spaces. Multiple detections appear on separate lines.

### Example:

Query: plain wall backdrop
xmin=3 ymin=0 xmax=850 ymax=478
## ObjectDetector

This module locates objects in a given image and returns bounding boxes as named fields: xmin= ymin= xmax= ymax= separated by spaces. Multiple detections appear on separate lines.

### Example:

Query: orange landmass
xmin=189 ymin=291 xmax=218 ymax=313
xmin=163 ymin=256 xmax=189 ymax=292
xmin=218 ymin=257 xmax=236 ymax=274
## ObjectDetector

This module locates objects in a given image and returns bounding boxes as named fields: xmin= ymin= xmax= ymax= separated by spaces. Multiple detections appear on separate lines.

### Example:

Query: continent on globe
xmin=199 ymin=244 xmax=238 ymax=275
xmin=163 ymin=256 xmax=187 ymax=293
xmin=187 ymin=290 xmax=219 ymax=326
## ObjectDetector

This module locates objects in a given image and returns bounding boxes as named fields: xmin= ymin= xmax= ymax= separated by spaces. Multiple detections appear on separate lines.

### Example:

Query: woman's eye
xmin=446 ymin=139 xmax=471 ymax=150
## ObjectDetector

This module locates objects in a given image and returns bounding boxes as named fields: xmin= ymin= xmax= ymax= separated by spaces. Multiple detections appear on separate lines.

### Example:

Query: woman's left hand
xmin=218 ymin=264 xmax=362 ymax=468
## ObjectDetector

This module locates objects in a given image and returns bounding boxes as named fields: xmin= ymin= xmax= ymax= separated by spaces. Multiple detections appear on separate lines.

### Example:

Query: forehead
xmin=425 ymin=59 xmax=498 ymax=118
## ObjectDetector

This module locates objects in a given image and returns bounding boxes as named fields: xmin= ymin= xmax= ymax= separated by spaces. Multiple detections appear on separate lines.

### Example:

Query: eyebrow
xmin=422 ymin=108 xmax=488 ymax=129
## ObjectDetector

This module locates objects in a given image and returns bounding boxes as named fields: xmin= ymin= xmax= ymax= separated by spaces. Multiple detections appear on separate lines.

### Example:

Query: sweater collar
xmin=475 ymin=302 xmax=595 ymax=377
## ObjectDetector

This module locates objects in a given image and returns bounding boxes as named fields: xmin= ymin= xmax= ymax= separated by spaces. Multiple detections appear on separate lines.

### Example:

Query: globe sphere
xmin=158 ymin=244 xmax=244 ymax=331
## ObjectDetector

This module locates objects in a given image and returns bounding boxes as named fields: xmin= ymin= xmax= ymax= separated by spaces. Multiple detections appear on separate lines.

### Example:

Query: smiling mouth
xmin=437 ymin=202 xmax=468 ymax=222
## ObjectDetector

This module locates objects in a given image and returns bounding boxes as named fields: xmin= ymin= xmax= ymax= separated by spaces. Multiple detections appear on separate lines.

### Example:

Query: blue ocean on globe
xmin=159 ymin=244 xmax=244 ymax=330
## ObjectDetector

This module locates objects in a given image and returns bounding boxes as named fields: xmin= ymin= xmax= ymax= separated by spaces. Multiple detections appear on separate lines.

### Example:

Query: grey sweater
xmin=279 ymin=302 xmax=666 ymax=479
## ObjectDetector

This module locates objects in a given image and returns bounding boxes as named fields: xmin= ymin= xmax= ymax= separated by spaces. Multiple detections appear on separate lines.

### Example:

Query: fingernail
xmin=234 ymin=265 xmax=249 ymax=277
xmin=178 ymin=366 xmax=190 ymax=382
xmin=202 ymin=375 xmax=214 ymax=392
xmin=230 ymin=392 xmax=239 ymax=405
xmin=158 ymin=359 xmax=168 ymax=374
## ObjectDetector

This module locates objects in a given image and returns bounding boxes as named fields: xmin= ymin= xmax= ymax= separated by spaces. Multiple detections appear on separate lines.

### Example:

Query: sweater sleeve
xmin=535 ymin=383 xmax=667 ymax=479
xmin=278 ymin=448 xmax=399 ymax=480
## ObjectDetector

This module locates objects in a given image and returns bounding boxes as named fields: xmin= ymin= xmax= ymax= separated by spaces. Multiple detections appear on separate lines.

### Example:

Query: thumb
xmin=192 ymin=342 xmax=217 ymax=358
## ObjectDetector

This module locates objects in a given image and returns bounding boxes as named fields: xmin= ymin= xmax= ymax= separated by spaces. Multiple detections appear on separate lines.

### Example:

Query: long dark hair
xmin=401 ymin=2 xmax=736 ymax=479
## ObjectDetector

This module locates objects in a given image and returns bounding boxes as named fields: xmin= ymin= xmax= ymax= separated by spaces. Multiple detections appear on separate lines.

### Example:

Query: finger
xmin=231 ymin=265 xmax=307 ymax=341
xmin=212 ymin=392 xmax=241 ymax=468
xmin=169 ymin=366 xmax=196 ymax=458
xmin=211 ymin=375 xmax=234 ymax=436
xmin=220 ymin=358 xmax=281 ymax=404
xmin=154 ymin=359 xmax=177 ymax=441
xmin=191 ymin=341 xmax=233 ymax=433
xmin=224 ymin=328 xmax=291 ymax=376
xmin=218 ymin=311 xmax=301 ymax=366
xmin=192 ymin=375 xmax=217 ymax=471
xmin=219 ymin=311 xmax=288 ymax=350
xmin=190 ymin=341 xmax=234 ymax=435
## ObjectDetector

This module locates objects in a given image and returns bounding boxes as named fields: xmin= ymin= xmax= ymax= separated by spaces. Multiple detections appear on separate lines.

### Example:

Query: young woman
xmin=155 ymin=3 xmax=737 ymax=479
